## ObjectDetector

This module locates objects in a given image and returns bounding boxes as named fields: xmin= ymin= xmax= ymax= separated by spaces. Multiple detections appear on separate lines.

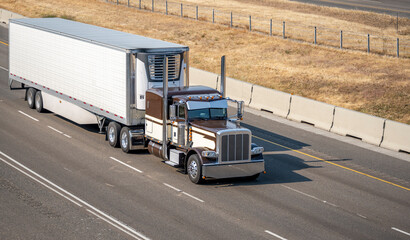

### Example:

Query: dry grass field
xmin=1 ymin=0 xmax=409 ymax=123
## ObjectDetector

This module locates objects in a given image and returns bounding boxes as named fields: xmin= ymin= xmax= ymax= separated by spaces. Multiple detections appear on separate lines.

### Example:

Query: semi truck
xmin=8 ymin=18 xmax=265 ymax=183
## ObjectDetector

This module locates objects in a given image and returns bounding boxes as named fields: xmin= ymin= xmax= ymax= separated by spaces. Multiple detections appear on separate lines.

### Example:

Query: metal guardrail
xmin=107 ymin=0 xmax=409 ymax=58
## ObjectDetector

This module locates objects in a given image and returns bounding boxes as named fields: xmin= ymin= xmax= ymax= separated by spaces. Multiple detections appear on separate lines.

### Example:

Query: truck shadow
xmin=203 ymin=154 xmax=351 ymax=187
xmin=241 ymin=122 xmax=309 ymax=152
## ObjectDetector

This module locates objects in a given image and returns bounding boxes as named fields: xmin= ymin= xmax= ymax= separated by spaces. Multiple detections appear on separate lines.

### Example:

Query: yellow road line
xmin=0 ymin=40 xmax=8 ymax=46
xmin=253 ymin=135 xmax=410 ymax=191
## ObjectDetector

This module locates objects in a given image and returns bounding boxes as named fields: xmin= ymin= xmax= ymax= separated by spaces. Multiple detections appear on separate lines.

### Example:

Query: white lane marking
xmin=163 ymin=182 xmax=204 ymax=203
xmin=282 ymin=185 xmax=338 ymax=207
xmin=86 ymin=209 xmax=143 ymax=239
xmin=182 ymin=192 xmax=205 ymax=203
xmin=18 ymin=110 xmax=39 ymax=122
xmin=282 ymin=185 xmax=320 ymax=201
xmin=0 ymin=151 xmax=149 ymax=240
xmin=0 ymin=156 xmax=83 ymax=208
xmin=63 ymin=134 xmax=72 ymax=138
xmin=265 ymin=230 xmax=288 ymax=240
xmin=109 ymin=157 xmax=143 ymax=173
xmin=392 ymin=227 xmax=410 ymax=236
xmin=0 ymin=65 xmax=8 ymax=72
xmin=163 ymin=183 xmax=181 ymax=192
xmin=48 ymin=126 xmax=63 ymax=134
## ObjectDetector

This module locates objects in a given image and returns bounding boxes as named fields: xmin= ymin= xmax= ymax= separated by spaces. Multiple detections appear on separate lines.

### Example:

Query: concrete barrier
xmin=380 ymin=120 xmax=410 ymax=153
xmin=331 ymin=107 xmax=385 ymax=146
xmin=0 ymin=9 xmax=25 ymax=24
xmin=189 ymin=67 xmax=218 ymax=89
xmin=249 ymin=85 xmax=291 ymax=118
xmin=225 ymin=77 xmax=253 ymax=105
xmin=287 ymin=95 xmax=335 ymax=131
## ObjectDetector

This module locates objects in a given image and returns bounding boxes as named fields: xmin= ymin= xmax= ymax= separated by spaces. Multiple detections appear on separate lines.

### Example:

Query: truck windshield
xmin=188 ymin=108 xmax=227 ymax=120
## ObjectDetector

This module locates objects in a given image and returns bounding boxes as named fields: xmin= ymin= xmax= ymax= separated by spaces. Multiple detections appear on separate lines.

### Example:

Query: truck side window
xmin=178 ymin=105 xmax=186 ymax=119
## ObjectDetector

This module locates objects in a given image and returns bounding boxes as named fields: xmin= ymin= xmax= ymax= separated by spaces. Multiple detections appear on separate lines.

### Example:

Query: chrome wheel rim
xmin=27 ymin=91 xmax=33 ymax=106
xmin=35 ymin=94 xmax=40 ymax=108
xmin=121 ymin=132 xmax=128 ymax=149
xmin=188 ymin=160 xmax=198 ymax=179
xmin=108 ymin=127 xmax=115 ymax=143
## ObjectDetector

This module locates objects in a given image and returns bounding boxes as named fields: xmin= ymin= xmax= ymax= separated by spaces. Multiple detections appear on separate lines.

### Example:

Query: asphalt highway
xmin=291 ymin=0 xmax=410 ymax=17
xmin=1 ymin=25 xmax=409 ymax=240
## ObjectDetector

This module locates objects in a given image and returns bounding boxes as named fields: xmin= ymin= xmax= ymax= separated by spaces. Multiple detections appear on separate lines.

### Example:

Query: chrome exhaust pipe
xmin=162 ymin=56 xmax=168 ymax=160
xmin=220 ymin=55 xmax=226 ymax=98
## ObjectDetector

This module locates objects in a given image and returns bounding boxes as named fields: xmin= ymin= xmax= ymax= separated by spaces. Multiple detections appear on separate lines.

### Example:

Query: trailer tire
xmin=120 ymin=127 xmax=130 ymax=153
xmin=35 ymin=91 xmax=43 ymax=113
xmin=107 ymin=121 xmax=121 ymax=148
xmin=187 ymin=154 xmax=203 ymax=184
xmin=27 ymin=88 xmax=37 ymax=109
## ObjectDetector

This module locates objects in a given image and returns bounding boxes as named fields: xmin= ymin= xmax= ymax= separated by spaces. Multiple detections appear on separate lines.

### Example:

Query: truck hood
xmin=190 ymin=120 xmax=242 ymax=134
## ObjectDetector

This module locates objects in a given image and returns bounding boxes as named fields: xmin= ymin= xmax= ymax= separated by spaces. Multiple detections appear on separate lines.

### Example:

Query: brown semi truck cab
xmin=145 ymin=86 xmax=265 ymax=183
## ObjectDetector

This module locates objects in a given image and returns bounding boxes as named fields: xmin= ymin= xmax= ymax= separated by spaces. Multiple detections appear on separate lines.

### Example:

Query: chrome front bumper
xmin=202 ymin=160 xmax=264 ymax=179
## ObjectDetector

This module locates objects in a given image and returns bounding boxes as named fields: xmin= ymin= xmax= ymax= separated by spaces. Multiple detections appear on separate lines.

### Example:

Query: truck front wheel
xmin=35 ymin=91 xmax=43 ymax=113
xmin=27 ymin=88 xmax=37 ymax=109
xmin=120 ymin=127 xmax=130 ymax=153
xmin=107 ymin=121 xmax=121 ymax=148
xmin=187 ymin=154 xmax=203 ymax=184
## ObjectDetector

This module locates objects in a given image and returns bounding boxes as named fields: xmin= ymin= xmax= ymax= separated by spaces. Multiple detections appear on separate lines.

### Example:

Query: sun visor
xmin=187 ymin=100 xmax=228 ymax=110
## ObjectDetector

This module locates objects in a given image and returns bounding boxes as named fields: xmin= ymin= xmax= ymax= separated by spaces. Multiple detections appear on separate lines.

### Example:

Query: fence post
xmin=340 ymin=30 xmax=343 ymax=49
xmin=181 ymin=3 xmax=183 ymax=17
xmin=367 ymin=34 xmax=370 ymax=53
xmin=152 ymin=0 xmax=154 ymax=12
xmin=139 ymin=0 xmax=141 ymax=9
xmin=127 ymin=0 xmax=130 ymax=7
xmin=196 ymin=6 xmax=198 ymax=20
xmin=249 ymin=15 xmax=252 ymax=32
xmin=166 ymin=1 xmax=168 ymax=15
xmin=212 ymin=9 xmax=215 ymax=23
xmin=116 ymin=0 xmax=118 ymax=5
xmin=282 ymin=21 xmax=285 ymax=39
xmin=230 ymin=12 xmax=232 ymax=27
xmin=314 ymin=26 xmax=317 ymax=44
xmin=270 ymin=19 xmax=272 ymax=36
xmin=397 ymin=38 xmax=399 ymax=57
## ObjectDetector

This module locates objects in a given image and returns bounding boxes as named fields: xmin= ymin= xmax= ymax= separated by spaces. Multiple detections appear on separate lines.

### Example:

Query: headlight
xmin=251 ymin=147 xmax=264 ymax=155
xmin=201 ymin=151 xmax=219 ymax=158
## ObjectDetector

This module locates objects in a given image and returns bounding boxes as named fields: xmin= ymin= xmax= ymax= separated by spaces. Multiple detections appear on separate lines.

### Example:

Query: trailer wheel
xmin=187 ymin=154 xmax=203 ymax=184
xmin=35 ymin=91 xmax=43 ymax=113
xmin=27 ymin=88 xmax=37 ymax=109
xmin=107 ymin=121 xmax=121 ymax=148
xmin=120 ymin=127 xmax=130 ymax=153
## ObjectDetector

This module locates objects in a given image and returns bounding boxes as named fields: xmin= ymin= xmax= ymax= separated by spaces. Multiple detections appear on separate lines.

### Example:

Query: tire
xmin=35 ymin=91 xmax=43 ymax=113
xmin=187 ymin=154 xmax=203 ymax=184
xmin=107 ymin=121 xmax=121 ymax=148
xmin=120 ymin=127 xmax=130 ymax=153
xmin=27 ymin=88 xmax=37 ymax=109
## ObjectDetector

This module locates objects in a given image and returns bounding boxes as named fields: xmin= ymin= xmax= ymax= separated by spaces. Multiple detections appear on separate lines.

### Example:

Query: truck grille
xmin=220 ymin=133 xmax=250 ymax=162
xmin=148 ymin=54 xmax=181 ymax=81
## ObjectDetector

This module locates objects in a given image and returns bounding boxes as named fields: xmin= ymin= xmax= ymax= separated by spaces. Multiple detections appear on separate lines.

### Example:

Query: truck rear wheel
xmin=107 ymin=121 xmax=121 ymax=148
xmin=120 ymin=127 xmax=130 ymax=153
xmin=27 ymin=88 xmax=37 ymax=109
xmin=35 ymin=91 xmax=43 ymax=113
xmin=187 ymin=154 xmax=203 ymax=184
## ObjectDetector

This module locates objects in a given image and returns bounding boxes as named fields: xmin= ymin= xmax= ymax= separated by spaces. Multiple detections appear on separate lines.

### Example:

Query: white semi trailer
xmin=9 ymin=18 xmax=265 ymax=183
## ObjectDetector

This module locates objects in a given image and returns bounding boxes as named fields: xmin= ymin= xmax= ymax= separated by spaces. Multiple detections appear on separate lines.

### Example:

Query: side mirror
xmin=237 ymin=101 xmax=244 ymax=119
xmin=169 ymin=105 xmax=176 ymax=120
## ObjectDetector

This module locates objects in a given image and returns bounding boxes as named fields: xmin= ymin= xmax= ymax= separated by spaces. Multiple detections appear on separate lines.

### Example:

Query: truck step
xmin=164 ymin=160 xmax=180 ymax=167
